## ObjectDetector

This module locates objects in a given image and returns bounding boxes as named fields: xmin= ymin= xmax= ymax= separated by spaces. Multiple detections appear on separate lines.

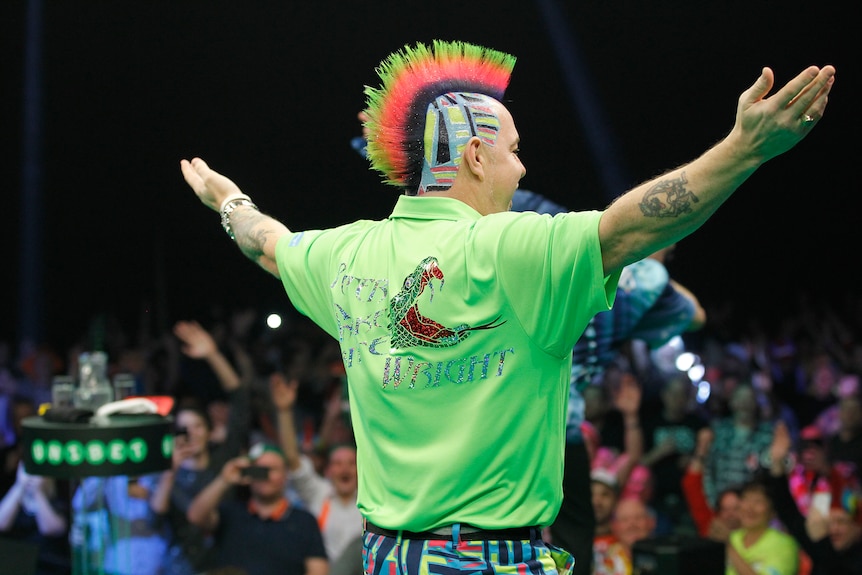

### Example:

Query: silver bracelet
xmin=220 ymin=197 xmax=259 ymax=240
xmin=219 ymin=192 xmax=251 ymax=213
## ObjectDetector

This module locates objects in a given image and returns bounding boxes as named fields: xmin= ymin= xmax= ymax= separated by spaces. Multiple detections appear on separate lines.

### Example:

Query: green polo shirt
xmin=276 ymin=195 xmax=618 ymax=531
xmin=727 ymin=527 xmax=799 ymax=575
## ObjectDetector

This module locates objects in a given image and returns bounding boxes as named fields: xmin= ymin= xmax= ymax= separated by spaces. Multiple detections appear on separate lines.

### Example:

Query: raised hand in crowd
xmin=689 ymin=426 xmax=713 ymax=475
xmin=611 ymin=372 xmax=644 ymax=490
xmin=769 ymin=419 xmax=794 ymax=475
xmin=174 ymin=320 xmax=242 ymax=391
xmin=270 ymin=369 xmax=301 ymax=472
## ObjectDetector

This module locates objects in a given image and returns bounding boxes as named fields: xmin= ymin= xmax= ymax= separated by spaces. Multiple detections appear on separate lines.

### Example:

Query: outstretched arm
xmin=180 ymin=158 xmax=291 ymax=277
xmin=598 ymin=65 xmax=835 ymax=275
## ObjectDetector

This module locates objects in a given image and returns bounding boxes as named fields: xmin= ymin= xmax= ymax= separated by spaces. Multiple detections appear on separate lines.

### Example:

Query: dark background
xmin=1 ymin=0 xmax=857 ymax=352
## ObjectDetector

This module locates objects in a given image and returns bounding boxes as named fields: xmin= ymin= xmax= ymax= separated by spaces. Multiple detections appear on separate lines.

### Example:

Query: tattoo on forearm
xmin=234 ymin=211 xmax=269 ymax=260
xmin=638 ymin=172 xmax=699 ymax=217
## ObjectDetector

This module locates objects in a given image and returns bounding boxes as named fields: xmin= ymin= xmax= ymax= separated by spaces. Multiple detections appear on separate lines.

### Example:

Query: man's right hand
xmin=221 ymin=456 xmax=256 ymax=486
xmin=180 ymin=157 xmax=245 ymax=213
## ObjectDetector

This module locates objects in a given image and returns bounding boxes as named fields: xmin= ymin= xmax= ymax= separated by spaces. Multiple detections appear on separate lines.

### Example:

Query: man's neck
xmin=180 ymin=451 xmax=209 ymax=471
xmin=663 ymin=408 xmax=684 ymax=422
xmin=742 ymin=524 xmax=768 ymax=546
xmin=733 ymin=414 xmax=755 ymax=428
xmin=595 ymin=523 xmax=612 ymax=536
xmin=427 ymin=182 xmax=506 ymax=216
xmin=334 ymin=489 xmax=358 ymax=505
xmin=250 ymin=495 xmax=288 ymax=519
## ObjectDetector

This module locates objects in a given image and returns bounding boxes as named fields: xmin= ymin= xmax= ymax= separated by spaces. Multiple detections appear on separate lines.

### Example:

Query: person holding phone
xmin=150 ymin=405 xmax=221 ymax=575
xmin=0 ymin=461 xmax=70 ymax=574
xmin=186 ymin=442 xmax=328 ymax=575
xmin=150 ymin=319 xmax=251 ymax=575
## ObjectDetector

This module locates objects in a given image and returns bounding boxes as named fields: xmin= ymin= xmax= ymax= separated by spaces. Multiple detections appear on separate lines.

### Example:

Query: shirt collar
xmin=390 ymin=195 xmax=483 ymax=221
xmin=247 ymin=497 xmax=289 ymax=521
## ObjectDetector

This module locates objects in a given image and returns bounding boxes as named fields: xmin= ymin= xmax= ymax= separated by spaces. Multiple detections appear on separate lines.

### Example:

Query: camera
xmin=241 ymin=465 xmax=271 ymax=480
xmin=173 ymin=426 xmax=189 ymax=438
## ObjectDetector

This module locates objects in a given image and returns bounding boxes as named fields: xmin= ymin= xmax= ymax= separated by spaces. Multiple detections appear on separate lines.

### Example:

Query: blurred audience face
xmin=249 ymin=451 xmax=288 ymax=504
xmin=729 ymin=384 xmax=759 ymax=422
xmin=738 ymin=483 xmax=773 ymax=531
xmin=800 ymin=439 xmax=829 ymax=472
xmin=808 ymin=353 xmax=839 ymax=400
xmin=592 ymin=480 xmax=619 ymax=529
xmin=175 ymin=408 xmax=211 ymax=458
xmin=326 ymin=446 xmax=357 ymax=498
xmin=206 ymin=401 xmax=231 ymax=446
xmin=716 ymin=490 xmax=742 ymax=529
xmin=660 ymin=377 xmax=691 ymax=419
xmin=583 ymin=386 xmax=609 ymax=423
xmin=12 ymin=398 xmax=36 ymax=436
xmin=612 ymin=497 xmax=656 ymax=548
xmin=207 ymin=399 xmax=230 ymax=433
xmin=838 ymin=395 xmax=862 ymax=435
xmin=828 ymin=508 xmax=862 ymax=551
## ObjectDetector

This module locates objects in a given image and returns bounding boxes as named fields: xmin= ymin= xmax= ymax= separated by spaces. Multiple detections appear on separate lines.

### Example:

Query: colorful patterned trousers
xmin=362 ymin=525 xmax=575 ymax=575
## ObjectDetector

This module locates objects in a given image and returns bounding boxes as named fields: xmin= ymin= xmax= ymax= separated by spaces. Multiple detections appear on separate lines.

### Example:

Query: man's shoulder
xmin=284 ymin=504 xmax=320 ymax=526
xmin=763 ymin=526 xmax=800 ymax=549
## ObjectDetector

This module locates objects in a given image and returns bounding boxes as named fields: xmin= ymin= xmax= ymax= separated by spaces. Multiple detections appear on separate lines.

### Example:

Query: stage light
xmin=266 ymin=313 xmax=282 ymax=330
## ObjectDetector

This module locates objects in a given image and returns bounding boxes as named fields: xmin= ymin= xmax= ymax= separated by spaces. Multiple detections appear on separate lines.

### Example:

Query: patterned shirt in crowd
xmin=704 ymin=417 xmax=774 ymax=507
xmin=592 ymin=533 xmax=630 ymax=575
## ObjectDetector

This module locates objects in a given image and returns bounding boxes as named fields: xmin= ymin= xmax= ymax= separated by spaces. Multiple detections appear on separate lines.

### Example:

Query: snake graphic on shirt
xmin=389 ymin=256 xmax=505 ymax=349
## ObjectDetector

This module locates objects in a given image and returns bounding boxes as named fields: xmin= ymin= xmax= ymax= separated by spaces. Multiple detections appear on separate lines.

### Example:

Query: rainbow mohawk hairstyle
xmin=364 ymin=40 xmax=516 ymax=194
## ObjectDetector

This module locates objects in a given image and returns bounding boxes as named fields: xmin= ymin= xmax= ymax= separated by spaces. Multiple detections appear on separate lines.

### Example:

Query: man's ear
xmin=461 ymin=136 xmax=486 ymax=180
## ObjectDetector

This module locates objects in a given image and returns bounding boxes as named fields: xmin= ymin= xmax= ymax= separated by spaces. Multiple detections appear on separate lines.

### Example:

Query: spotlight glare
xmin=688 ymin=364 xmax=706 ymax=382
xmin=266 ymin=313 xmax=282 ymax=329
xmin=675 ymin=351 xmax=696 ymax=372
xmin=696 ymin=381 xmax=711 ymax=403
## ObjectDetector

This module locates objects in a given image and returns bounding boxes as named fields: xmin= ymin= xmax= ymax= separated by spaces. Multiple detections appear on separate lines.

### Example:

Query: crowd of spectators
xmin=0 ymin=288 xmax=860 ymax=574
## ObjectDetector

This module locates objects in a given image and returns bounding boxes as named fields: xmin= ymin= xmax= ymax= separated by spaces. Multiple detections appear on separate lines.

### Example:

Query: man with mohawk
xmin=181 ymin=40 xmax=835 ymax=575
